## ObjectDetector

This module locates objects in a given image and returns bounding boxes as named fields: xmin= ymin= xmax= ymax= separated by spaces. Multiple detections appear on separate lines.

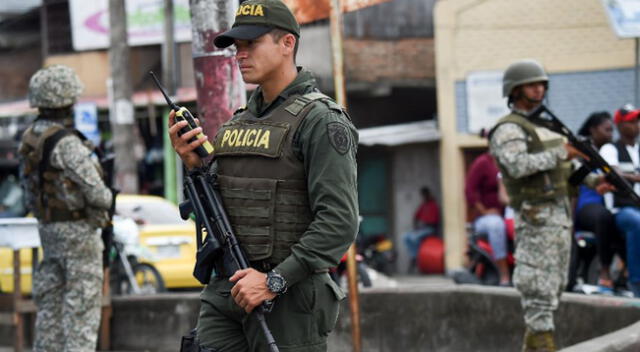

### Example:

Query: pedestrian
xmin=599 ymin=105 xmax=640 ymax=297
xmin=168 ymin=0 xmax=359 ymax=350
xmin=402 ymin=187 xmax=439 ymax=272
xmin=488 ymin=59 xmax=604 ymax=352
xmin=573 ymin=111 xmax=623 ymax=293
xmin=18 ymin=64 xmax=113 ymax=351
xmin=465 ymin=152 xmax=510 ymax=285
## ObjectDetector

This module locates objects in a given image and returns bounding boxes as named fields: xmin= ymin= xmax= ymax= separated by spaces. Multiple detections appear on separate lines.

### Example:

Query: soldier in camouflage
xmin=488 ymin=60 xmax=604 ymax=352
xmin=19 ymin=64 xmax=113 ymax=352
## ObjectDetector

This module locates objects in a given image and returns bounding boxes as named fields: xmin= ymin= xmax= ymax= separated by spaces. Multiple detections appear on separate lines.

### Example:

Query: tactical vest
xmin=489 ymin=112 xmax=571 ymax=210
xmin=613 ymin=140 xmax=640 ymax=208
xmin=19 ymin=123 xmax=91 ymax=223
xmin=213 ymin=92 xmax=343 ymax=266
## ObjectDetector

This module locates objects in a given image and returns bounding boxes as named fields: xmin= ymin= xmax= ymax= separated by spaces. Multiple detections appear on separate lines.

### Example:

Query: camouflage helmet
xmin=28 ymin=64 xmax=84 ymax=108
xmin=502 ymin=59 xmax=548 ymax=97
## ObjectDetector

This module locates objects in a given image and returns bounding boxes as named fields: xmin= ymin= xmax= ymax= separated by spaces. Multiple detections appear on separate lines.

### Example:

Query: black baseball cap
xmin=214 ymin=0 xmax=300 ymax=48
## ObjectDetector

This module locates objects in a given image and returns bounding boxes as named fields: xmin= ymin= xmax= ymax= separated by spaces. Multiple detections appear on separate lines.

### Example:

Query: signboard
xmin=74 ymin=102 xmax=101 ymax=145
xmin=602 ymin=0 xmax=640 ymax=38
xmin=69 ymin=0 xmax=192 ymax=51
xmin=466 ymin=71 xmax=509 ymax=134
xmin=282 ymin=0 xmax=392 ymax=25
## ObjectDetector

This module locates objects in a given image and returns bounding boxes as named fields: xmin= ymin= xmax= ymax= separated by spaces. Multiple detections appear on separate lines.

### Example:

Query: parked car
xmin=0 ymin=195 xmax=202 ymax=294
xmin=115 ymin=194 xmax=202 ymax=289
xmin=0 ymin=217 xmax=40 ymax=294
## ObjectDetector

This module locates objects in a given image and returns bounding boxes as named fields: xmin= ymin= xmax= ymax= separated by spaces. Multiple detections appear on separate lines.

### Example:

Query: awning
xmin=358 ymin=120 xmax=440 ymax=146
xmin=0 ymin=86 xmax=198 ymax=118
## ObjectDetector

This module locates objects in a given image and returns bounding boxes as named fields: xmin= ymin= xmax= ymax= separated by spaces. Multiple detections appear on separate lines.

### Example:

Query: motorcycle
xmin=569 ymin=230 xmax=632 ymax=297
xmin=453 ymin=212 xmax=515 ymax=286
xmin=109 ymin=216 xmax=165 ymax=295
xmin=360 ymin=233 xmax=395 ymax=276
xmin=330 ymin=251 xmax=372 ymax=288
xmin=329 ymin=216 xmax=396 ymax=288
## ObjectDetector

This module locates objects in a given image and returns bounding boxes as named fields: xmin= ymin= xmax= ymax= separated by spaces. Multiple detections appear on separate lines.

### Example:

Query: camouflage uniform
xmin=489 ymin=119 xmax=570 ymax=333
xmin=19 ymin=65 xmax=112 ymax=352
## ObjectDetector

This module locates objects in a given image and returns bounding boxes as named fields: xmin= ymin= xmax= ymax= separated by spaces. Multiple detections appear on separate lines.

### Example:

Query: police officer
xmin=169 ymin=0 xmax=359 ymax=351
xmin=488 ymin=59 xmax=601 ymax=352
xmin=19 ymin=65 xmax=113 ymax=352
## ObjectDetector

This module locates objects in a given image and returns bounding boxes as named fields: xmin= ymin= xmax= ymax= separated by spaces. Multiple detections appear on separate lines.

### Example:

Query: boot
xmin=522 ymin=328 xmax=556 ymax=352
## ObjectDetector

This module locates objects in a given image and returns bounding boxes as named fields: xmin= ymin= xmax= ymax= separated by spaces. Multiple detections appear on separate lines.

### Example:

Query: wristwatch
xmin=266 ymin=270 xmax=287 ymax=295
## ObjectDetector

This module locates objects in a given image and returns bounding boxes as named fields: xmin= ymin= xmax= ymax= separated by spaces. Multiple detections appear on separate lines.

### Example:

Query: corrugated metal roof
xmin=358 ymin=120 xmax=439 ymax=146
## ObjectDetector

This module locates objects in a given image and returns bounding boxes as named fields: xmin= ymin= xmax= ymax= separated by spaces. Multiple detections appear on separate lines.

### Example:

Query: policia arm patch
xmin=327 ymin=122 xmax=351 ymax=155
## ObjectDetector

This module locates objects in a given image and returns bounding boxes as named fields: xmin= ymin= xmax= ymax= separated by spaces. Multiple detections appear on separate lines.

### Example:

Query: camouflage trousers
xmin=513 ymin=199 xmax=572 ymax=333
xmin=33 ymin=222 xmax=104 ymax=352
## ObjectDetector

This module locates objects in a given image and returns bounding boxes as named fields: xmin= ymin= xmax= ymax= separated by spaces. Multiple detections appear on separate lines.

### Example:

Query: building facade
xmin=435 ymin=0 xmax=636 ymax=270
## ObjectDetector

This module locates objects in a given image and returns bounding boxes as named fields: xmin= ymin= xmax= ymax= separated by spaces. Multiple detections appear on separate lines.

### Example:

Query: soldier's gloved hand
xmin=168 ymin=110 xmax=208 ymax=170
xmin=564 ymin=143 xmax=589 ymax=161
xmin=229 ymin=268 xmax=277 ymax=313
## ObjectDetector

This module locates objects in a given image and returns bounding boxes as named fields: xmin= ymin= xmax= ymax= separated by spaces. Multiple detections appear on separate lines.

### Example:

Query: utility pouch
xmin=180 ymin=329 xmax=198 ymax=352
xmin=180 ymin=329 xmax=219 ymax=352
xmin=193 ymin=235 xmax=219 ymax=285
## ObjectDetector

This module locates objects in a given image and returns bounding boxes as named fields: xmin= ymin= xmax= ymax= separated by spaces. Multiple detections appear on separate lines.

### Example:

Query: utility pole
xmin=329 ymin=1 xmax=361 ymax=351
xmin=188 ymin=0 xmax=245 ymax=143
xmin=162 ymin=0 xmax=179 ymax=203
xmin=109 ymin=0 xmax=139 ymax=194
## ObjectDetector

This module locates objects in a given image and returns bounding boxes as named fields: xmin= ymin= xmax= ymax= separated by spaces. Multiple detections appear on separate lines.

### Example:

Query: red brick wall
xmin=0 ymin=46 xmax=42 ymax=102
xmin=344 ymin=38 xmax=435 ymax=83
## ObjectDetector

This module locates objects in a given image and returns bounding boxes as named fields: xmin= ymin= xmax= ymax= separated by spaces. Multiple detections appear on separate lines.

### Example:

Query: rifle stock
xmin=527 ymin=105 xmax=640 ymax=207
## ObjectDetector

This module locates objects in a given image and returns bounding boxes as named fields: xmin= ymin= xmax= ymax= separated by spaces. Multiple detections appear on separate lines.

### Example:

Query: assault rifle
xmin=527 ymin=105 xmax=640 ymax=206
xmin=178 ymin=168 xmax=279 ymax=352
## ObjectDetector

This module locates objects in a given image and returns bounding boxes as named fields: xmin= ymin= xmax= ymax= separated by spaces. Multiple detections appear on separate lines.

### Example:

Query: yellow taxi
xmin=0 ymin=195 xmax=203 ymax=294
xmin=0 ymin=217 xmax=40 ymax=294
xmin=115 ymin=194 xmax=203 ymax=289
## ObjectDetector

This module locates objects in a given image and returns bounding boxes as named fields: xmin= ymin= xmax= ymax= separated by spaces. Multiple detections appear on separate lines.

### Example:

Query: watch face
xmin=268 ymin=272 xmax=286 ymax=294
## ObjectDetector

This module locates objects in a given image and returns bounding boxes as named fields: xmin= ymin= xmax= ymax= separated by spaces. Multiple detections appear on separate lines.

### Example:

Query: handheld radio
xmin=149 ymin=71 xmax=213 ymax=158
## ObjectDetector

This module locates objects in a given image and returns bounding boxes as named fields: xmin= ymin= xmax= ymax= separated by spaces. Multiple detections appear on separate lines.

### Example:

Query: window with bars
xmin=43 ymin=0 xmax=73 ymax=55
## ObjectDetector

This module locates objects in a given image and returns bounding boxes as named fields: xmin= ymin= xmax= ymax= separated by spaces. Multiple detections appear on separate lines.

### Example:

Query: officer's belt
xmin=43 ymin=208 xmax=87 ymax=223
xmin=212 ymin=252 xmax=328 ymax=278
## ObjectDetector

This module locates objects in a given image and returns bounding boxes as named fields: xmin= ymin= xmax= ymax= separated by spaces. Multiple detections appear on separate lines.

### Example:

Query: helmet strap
xmin=510 ymin=86 xmax=546 ymax=110
xmin=38 ymin=106 xmax=74 ymax=128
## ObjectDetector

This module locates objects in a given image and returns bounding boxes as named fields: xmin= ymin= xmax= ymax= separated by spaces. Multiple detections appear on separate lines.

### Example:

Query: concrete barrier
xmin=329 ymin=285 xmax=640 ymax=351
xmin=560 ymin=321 xmax=640 ymax=352
xmin=3 ymin=284 xmax=640 ymax=351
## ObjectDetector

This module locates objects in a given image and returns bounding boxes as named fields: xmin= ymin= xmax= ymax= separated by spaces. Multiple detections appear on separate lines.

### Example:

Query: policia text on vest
xmin=527 ymin=105 xmax=640 ymax=207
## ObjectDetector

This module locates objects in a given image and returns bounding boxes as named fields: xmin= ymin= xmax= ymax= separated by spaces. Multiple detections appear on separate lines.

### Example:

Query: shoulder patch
xmin=327 ymin=122 xmax=351 ymax=155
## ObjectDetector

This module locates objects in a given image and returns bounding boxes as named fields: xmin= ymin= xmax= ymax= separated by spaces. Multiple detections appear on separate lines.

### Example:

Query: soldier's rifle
xmin=178 ymin=165 xmax=279 ymax=352
xmin=527 ymin=104 xmax=640 ymax=207
xmin=96 ymin=148 xmax=118 ymax=267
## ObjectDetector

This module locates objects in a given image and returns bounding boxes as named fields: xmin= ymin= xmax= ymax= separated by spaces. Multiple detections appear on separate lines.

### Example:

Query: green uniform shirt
xmin=236 ymin=67 xmax=359 ymax=287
